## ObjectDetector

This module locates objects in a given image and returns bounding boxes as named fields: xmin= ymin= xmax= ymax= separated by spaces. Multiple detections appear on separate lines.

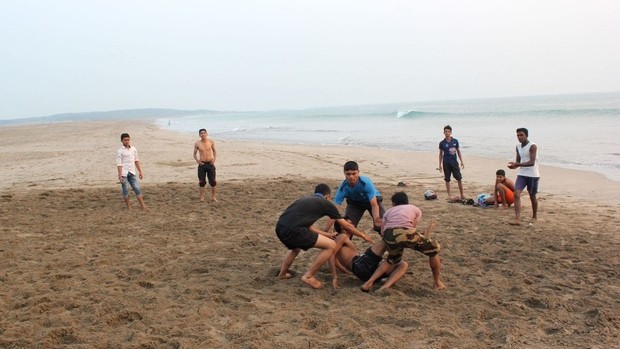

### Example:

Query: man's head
xmin=343 ymin=161 xmax=360 ymax=186
xmin=443 ymin=125 xmax=452 ymax=137
xmin=516 ymin=127 xmax=529 ymax=143
xmin=496 ymin=169 xmax=506 ymax=181
xmin=391 ymin=191 xmax=409 ymax=206
xmin=314 ymin=183 xmax=331 ymax=198
xmin=120 ymin=133 xmax=130 ymax=147
xmin=199 ymin=129 xmax=207 ymax=138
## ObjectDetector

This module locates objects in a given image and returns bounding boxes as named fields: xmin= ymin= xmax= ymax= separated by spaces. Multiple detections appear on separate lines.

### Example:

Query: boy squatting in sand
xmin=362 ymin=191 xmax=445 ymax=292
xmin=193 ymin=128 xmax=218 ymax=202
xmin=482 ymin=169 xmax=516 ymax=208
xmin=275 ymin=183 xmax=374 ymax=289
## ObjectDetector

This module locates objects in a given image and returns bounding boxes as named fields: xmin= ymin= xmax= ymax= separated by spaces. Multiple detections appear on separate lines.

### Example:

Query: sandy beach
xmin=1 ymin=120 xmax=619 ymax=348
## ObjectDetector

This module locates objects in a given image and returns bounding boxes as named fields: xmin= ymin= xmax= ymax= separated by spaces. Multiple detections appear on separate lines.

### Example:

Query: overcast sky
xmin=1 ymin=0 xmax=618 ymax=119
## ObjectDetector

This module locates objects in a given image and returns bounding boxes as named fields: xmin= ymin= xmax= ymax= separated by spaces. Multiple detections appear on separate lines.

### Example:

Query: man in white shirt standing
xmin=116 ymin=133 xmax=147 ymax=210
xmin=508 ymin=127 xmax=540 ymax=225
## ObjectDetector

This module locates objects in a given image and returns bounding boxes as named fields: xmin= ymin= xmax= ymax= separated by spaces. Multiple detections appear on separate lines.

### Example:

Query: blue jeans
xmin=120 ymin=173 xmax=142 ymax=197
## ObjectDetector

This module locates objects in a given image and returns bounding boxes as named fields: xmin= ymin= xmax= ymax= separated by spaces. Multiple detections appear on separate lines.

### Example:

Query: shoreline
xmin=1 ymin=119 xmax=619 ymax=205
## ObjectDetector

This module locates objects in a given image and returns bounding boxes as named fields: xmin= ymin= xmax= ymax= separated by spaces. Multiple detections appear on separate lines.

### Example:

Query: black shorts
xmin=443 ymin=161 xmax=462 ymax=182
xmin=345 ymin=197 xmax=385 ymax=233
xmin=198 ymin=162 xmax=217 ymax=187
xmin=351 ymin=247 xmax=383 ymax=281
xmin=275 ymin=224 xmax=318 ymax=251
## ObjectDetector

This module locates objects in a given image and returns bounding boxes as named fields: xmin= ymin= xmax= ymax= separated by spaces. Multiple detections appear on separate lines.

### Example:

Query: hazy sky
xmin=1 ymin=0 xmax=619 ymax=119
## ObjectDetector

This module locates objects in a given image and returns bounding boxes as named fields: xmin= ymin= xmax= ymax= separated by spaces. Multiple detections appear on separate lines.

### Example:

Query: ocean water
xmin=157 ymin=92 xmax=620 ymax=182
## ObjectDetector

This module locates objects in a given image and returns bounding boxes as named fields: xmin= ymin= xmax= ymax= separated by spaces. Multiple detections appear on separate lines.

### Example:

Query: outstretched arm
xmin=309 ymin=225 xmax=337 ymax=239
xmin=369 ymin=197 xmax=382 ymax=229
xmin=337 ymin=218 xmax=373 ymax=243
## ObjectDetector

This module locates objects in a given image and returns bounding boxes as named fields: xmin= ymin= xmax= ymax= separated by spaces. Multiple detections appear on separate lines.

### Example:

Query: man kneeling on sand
xmin=361 ymin=192 xmax=445 ymax=292
xmin=276 ymin=183 xmax=373 ymax=289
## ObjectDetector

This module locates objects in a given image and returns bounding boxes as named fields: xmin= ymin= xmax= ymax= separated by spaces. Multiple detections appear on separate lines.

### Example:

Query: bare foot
xmin=141 ymin=206 xmax=149 ymax=211
xmin=301 ymin=275 xmax=324 ymax=289
xmin=277 ymin=271 xmax=294 ymax=280
xmin=200 ymin=196 xmax=205 ymax=202
xmin=435 ymin=281 xmax=446 ymax=290
xmin=360 ymin=284 xmax=372 ymax=293
xmin=509 ymin=220 xmax=521 ymax=226
xmin=211 ymin=196 xmax=218 ymax=203
xmin=529 ymin=218 xmax=537 ymax=224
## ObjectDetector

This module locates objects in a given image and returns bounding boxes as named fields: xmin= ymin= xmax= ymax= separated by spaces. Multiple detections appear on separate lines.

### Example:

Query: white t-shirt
xmin=116 ymin=145 xmax=139 ymax=176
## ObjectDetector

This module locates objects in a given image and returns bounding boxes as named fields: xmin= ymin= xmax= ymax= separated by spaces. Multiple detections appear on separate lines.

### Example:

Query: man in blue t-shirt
xmin=438 ymin=125 xmax=465 ymax=201
xmin=333 ymin=161 xmax=385 ymax=233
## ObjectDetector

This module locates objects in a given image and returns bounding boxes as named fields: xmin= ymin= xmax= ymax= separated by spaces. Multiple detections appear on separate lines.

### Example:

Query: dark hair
xmin=120 ymin=133 xmax=130 ymax=140
xmin=314 ymin=183 xmax=331 ymax=196
xmin=343 ymin=161 xmax=359 ymax=171
xmin=496 ymin=169 xmax=506 ymax=176
xmin=444 ymin=125 xmax=452 ymax=131
xmin=516 ymin=127 xmax=528 ymax=137
xmin=391 ymin=191 xmax=409 ymax=206
xmin=199 ymin=128 xmax=207 ymax=134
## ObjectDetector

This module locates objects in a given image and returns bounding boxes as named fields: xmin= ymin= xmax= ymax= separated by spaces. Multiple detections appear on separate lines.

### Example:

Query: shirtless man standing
xmin=193 ymin=128 xmax=217 ymax=202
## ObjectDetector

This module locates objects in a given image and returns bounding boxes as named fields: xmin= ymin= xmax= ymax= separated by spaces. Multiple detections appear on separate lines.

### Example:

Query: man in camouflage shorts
xmin=361 ymin=192 xmax=446 ymax=292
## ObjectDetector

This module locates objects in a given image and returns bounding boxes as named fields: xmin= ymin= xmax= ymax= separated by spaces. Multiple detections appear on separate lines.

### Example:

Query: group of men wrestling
xmin=275 ymin=161 xmax=445 ymax=291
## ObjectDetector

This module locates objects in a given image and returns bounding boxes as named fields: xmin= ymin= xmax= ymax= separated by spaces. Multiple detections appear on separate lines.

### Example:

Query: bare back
xmin=500 ymin=177 xmax=516 ymax=192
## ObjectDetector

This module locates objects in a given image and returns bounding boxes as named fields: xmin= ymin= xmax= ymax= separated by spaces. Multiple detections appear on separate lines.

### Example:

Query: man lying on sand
xmin=275 ymin=183 xmax=373 ymax=289
xmin=332 ymin=220 xmax=408 ymax=290
xmin=362 ymin=192 xmax=445 ymax=292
